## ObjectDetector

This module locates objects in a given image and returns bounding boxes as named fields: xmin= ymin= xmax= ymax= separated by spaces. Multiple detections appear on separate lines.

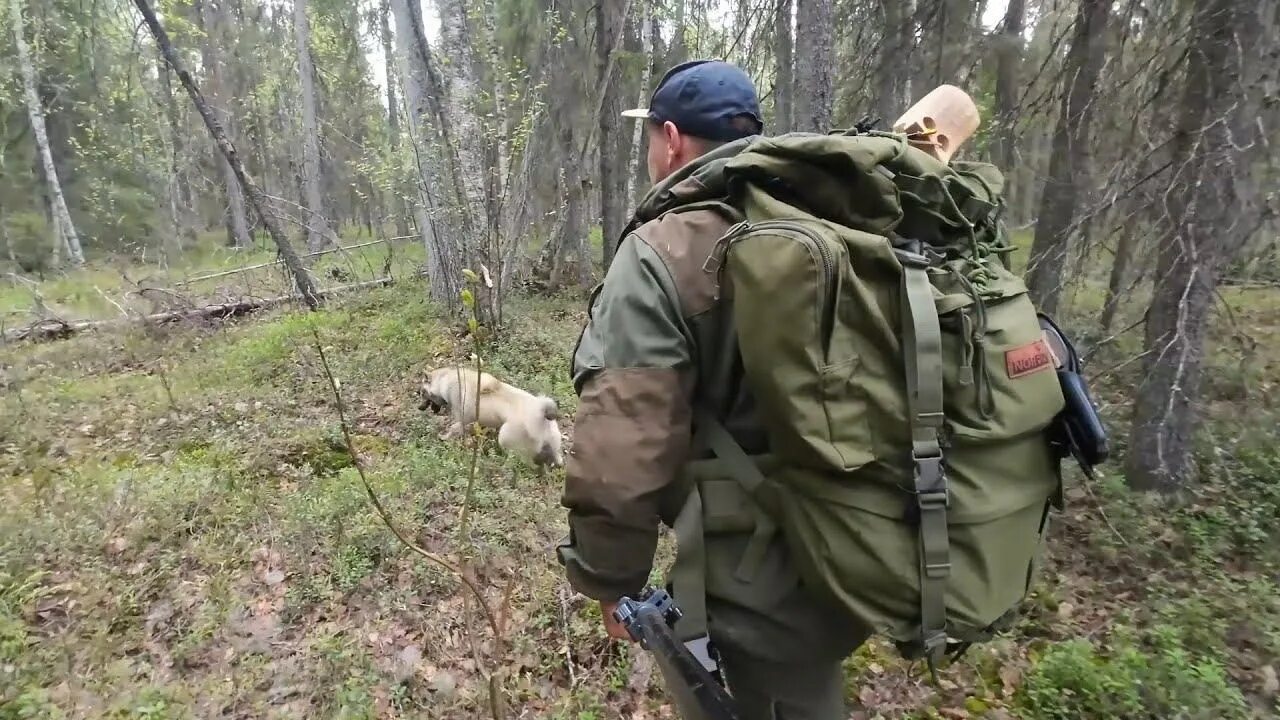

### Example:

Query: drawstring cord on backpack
xmin=950 ymin=264 xmax=995 ymax=421
xmin=902 ymin=169 xmax=1009 ymax=422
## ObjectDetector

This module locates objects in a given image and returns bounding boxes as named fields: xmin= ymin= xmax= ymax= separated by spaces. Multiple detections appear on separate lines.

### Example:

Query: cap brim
xmin=620 ymin=108 xmax=651 ymax=119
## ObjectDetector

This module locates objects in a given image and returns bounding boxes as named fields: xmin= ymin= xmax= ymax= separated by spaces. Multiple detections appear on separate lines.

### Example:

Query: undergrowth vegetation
xmin=2 ymin=267 xmax=1278 ymax=718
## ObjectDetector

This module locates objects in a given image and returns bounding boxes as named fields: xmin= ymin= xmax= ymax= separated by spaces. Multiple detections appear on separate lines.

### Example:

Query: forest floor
xmin=2 ymin=241 xmax=1279 ymax=719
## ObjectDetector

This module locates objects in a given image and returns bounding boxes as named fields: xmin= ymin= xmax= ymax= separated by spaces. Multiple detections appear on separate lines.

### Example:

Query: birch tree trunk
xmin=793 ymin=0 xmax=834 ymax=133
xmin=379 ymin=0 xmax=412 ymax=240
xmin=9 ymin=0 xmax=84 ymax=267
xmin=134 ymin=0 xmax=320 ymax=310
xmin=773 ymin=0 xmax=794 ymax=133
xmin=294 ymin=0 xmax=328 ymax=252
xmin=626 ymin=0 xmax=654 ymax=209
xmin=1125 ymin=0 xmax=1271 ymax=493
xmin=1024 ymin=0 xmax=1113 ymax=315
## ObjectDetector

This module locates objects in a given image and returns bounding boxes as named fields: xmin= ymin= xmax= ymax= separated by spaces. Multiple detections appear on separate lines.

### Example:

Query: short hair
xmin=647 ymin=115 xmax=758 ymax=153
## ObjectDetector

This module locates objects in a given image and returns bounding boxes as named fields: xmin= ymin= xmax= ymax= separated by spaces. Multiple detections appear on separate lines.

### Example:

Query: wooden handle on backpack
xmin=892 ymin=84 xmax=981 ymax=164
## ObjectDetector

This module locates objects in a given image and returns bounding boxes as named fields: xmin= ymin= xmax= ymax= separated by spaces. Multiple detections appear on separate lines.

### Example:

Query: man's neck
xmin=635 ymin=137 xmax=757 ymax=221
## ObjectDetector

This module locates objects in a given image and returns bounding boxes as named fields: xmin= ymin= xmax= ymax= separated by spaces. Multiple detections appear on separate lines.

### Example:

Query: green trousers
xmin=673 ymin=504 xmax=873 ymax=720
xmin=717 ymin=647 xmax=848 ymax=720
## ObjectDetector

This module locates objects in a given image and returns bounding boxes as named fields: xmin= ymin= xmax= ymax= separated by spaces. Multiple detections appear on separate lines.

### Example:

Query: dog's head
xmin=533 ymin=438 xmax=564 ymax=468
xmin=417 ymin=370 xmax=448 ymax=414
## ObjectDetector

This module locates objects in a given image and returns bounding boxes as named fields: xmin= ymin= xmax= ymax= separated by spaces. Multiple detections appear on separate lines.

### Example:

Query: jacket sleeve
xmin=557 ymin=234 xmax=695 ymax=602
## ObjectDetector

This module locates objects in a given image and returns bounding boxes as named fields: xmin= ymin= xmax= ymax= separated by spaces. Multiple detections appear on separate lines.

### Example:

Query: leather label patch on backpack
xmin=1006 ymin=339 xmax=1054 ymax=379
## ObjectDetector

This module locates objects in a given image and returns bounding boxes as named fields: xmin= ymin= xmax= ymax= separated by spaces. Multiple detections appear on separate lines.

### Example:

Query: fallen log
xmin=175 ymin=237 xmax=402 ymax=287
xmin=2 ymin=276 xmax=393 ymax=345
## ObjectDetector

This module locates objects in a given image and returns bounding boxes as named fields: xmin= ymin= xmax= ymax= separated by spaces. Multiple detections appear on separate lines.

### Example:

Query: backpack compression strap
xmin=894 ymin=240 xmax=951 ymax=676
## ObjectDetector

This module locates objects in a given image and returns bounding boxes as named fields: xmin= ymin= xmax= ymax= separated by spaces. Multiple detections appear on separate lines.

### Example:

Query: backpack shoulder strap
xmin=894 ymin=238 xmax=951 ymax=675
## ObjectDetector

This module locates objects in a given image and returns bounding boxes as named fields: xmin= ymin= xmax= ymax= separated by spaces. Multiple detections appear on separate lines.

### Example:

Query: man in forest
xmin=556 ymin=59 xmax=870 ymax=719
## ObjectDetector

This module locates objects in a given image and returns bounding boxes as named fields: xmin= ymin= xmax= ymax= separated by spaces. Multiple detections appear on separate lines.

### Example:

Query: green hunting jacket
xmin=557 ymin=138 xmax=769 ymax=602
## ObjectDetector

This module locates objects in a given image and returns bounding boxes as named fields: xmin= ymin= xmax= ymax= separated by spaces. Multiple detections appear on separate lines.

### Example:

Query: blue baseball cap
xmin=621 ymin=59 xmax=763 ymax=142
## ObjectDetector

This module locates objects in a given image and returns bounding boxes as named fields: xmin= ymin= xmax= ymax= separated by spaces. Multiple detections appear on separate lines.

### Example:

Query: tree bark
xmin=157 ymin=46 xmax=199 ymax=251
xmin=1024 ymin=0 xmax=1113 ymax=315
xmin=10 ymin=0 xmax=84 ymax=266
xmin=294 ymin=0 xmax=329 ymax=252
xmin=437 ymin=0 xmax=489 ymax=278
xmin=873 ymin=0 xmax=912 ymax=127
xmin=390 ymin=0 xmax=457 ymax=306
xmin=992 ymin=0 xmax=1024 ymax=172
xmin=197 ymin=0 xmax=253 ymax=249
xmin=597 ymin=0 xmax=627 ymax=270
xmin=668 ymin=0 xmax=688 ymax=67
xmin=913 ymin=0 xmax=975 ymax=90
xmin=379 ymin=0 xmax=413 ymax=240
xmin=773 ymin=0 xmax=794 ymax=133
xmin=1098 ymin=205 xmax=1143 ymax=334
xmin=1125 ymin=0 xmax=1270 ymax=493
xmin=626 ymin=0 xmax=654 ymax=210
xmin=134 ymin=0 xmax=320 ymax=310
xmin=793 ymin=0 xmax=834 ymax=133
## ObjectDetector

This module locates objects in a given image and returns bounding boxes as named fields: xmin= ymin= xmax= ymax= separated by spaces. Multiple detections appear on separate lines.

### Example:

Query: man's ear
xmin=662 ymin=120 xmax=682 ymax=165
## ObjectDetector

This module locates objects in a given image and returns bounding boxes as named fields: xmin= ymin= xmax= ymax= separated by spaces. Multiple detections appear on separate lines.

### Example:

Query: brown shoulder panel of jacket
xmin=632 ymin=208 xmax=732 ymax=319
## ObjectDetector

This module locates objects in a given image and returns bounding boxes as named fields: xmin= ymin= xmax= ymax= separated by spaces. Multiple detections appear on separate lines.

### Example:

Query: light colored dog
xmin=418 ymin=366 xmax=564 ymax=468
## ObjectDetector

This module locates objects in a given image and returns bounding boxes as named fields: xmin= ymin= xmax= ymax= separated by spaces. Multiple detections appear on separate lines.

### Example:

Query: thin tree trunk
xmin=1 ymin=194 xmax=15 ymax=264
xmin=992 ymin=0 xmax=1024 ymax=172
xmin=626 ymin=0 xmax=653 ymax=209
xmin=913 ymin=0 xmax=974 ymax=90
xmin=669 ymin=0 xmax=688 ymax=66
xmin=1024 ymin=0 xmax=1113 ymax=315
xmin=390 ymin=0 xmax=459 ymax=307
xmin=774 ymin=0 xmax=794 ymax=133
xmin=873 ymin=0 xmax=908 ymax=126
xmin=379 ymin=0 xmax=413 ymax=240
xmin=134 ymin=0 xmax=320 ymax=310
xmin=1125 ymin=0 xmax=1269 ymax=493
xmin=1099 ymin=209 xmax=1141 ymax=333
xmin=295 ymin=0 xmax=328 ymax=252
xmin=793 ymin=0 xmax=834 ymax=133
xmin=157 ymin=49 xmax=198 ymax=250
xmin=597 ymin=0 xmax=626 ymax=270
xmin=10 ymin=0 xmax=84 ymax=266
xmin=197 ymin=0 xmax=253 ymax=249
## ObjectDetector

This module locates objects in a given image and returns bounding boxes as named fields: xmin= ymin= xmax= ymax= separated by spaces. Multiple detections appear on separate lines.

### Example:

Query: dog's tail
xmin=538 ymin=396 xmax=559 ymax=421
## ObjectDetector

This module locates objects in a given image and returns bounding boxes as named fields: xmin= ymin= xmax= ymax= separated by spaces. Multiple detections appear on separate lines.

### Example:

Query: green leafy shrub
xmin=81 ymin=180 xmax=159 ymax=257
xmin=1017 ymin=624 xmax=1249 ymax=720
xmin=5 ymin=211 xmax=54 ymax=277
xmin=1182 ymin=440 xmax=1280 ymax=566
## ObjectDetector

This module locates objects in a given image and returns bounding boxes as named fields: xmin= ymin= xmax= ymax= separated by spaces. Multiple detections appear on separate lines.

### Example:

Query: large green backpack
xmin=696 ymin=129 xmax=1068 ymax=672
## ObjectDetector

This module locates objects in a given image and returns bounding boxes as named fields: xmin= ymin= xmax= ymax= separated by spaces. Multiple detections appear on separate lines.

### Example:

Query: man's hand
xmin=600 ymin=599 xmax=633 ymax=641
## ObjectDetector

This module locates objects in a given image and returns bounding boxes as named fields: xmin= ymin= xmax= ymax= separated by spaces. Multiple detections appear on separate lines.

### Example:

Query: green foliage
xmin=1182 ymin=441 xmax=1280 ymax=565
xmin=5 ymin=212 xmax=54 ymax=276
xmin=1017 ymin=624 xmax=1249 ymax=720
xmin=80 ymin=181 xmax=160 ymax=255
